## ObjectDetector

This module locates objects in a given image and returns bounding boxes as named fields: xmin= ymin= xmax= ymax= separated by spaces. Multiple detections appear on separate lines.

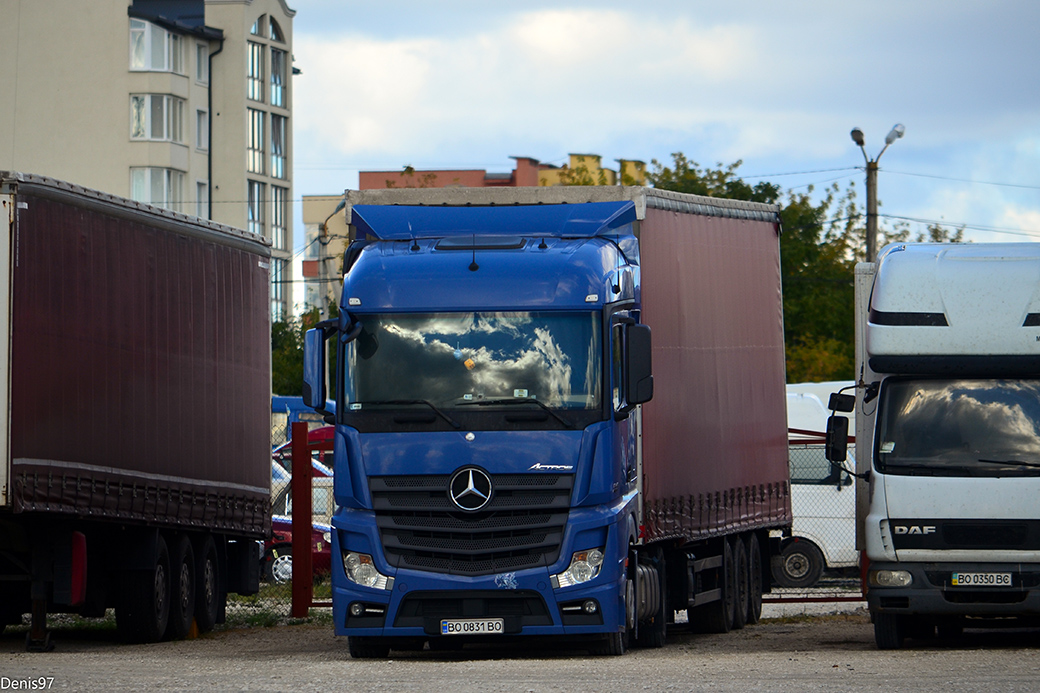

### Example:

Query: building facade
xmin=0 ymin=0 xmax=295 ymax=319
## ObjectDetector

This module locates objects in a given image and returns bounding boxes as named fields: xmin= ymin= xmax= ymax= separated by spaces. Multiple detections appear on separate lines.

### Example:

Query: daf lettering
xmin=893 ymin=525 xmax=936 ymax=535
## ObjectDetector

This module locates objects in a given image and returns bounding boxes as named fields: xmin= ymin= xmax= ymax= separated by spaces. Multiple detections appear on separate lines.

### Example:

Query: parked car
xmin=261 ymin=515 xmax=333 ymax=584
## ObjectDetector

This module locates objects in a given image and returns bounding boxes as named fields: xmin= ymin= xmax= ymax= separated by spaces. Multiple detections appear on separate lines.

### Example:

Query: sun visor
xmin=350 ymin=201 xmax=636 ymax=241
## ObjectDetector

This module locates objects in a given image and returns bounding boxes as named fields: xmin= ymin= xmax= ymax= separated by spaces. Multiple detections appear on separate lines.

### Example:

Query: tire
xmin=348 ymin=636 xmax=391 ymax=659
xmin=194 ymin=536 xmax=220 ymax=634
xmin=732 ymin=537 xmax=749 ymax=630
xmin=874 ymin=612 xmax=905 ymax=650
xmin=116 ymin=535 xmax=171 ymax=643
xmin=590 ymin=631 xmax=627 ymax=656
xmin=694 ymin=539 xmax=735 ymax=633
xmin=746 ymin=533 xmax=763 ymax=625
xmin=263 ymin=545 xmax=293 ymax=584
xmin=771 ymin=540 xmax=825 ymax=588
xmin=165 ymin=535 xmax=196 ymax=641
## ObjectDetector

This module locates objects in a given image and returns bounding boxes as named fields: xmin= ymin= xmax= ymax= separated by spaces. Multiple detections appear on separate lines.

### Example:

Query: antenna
xmin=469 ymin=234 xmax=479 ymax=271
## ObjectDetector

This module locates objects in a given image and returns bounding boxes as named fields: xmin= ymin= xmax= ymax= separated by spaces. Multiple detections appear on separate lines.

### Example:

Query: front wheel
xmin=590 ymin=630 xmax=627 ymax=656
xmin=874 ymin=612 xmax=905 ymax=650
xmin=348 ymin=636 xmax=391 ymax=659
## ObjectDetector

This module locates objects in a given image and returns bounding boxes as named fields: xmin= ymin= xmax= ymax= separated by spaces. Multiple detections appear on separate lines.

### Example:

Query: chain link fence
xmin=766 ymin=443 xmax=863 ymax=606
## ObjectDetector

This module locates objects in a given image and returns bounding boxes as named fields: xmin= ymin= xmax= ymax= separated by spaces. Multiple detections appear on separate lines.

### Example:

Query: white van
xmin=772 ymin=387 xmax=857 ymax=587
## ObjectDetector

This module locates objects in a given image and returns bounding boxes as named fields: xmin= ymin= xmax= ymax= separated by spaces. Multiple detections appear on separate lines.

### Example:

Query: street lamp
xmin=850 ymin=123 xmax=905 ymax=262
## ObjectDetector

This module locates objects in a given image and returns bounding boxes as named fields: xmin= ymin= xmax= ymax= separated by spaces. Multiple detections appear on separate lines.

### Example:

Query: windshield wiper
xmin=977 ymin=458 xmax=1040 ymax=470
xmin=350 ymin=400 xmax=460 ymax=429
xmin=458 ymin=397 xmax=574 ymax=428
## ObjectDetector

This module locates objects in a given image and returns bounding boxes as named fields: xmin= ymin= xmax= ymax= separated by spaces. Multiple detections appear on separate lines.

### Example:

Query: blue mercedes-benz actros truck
xmin=303 ymin=186 xmax=791 ymax=657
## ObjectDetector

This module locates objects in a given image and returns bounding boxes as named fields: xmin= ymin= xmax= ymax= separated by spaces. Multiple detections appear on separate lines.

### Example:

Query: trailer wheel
xmin=771 ymin=539 xmax=824 ymax=588
xmin=874 ymin=612 xmax=905 ymax=650
xmin=117 ymin=535 xmax=171 ymax=643
xmin=165 ymin=535 xmax=196 ymax=640
xmin=693 ymin=539 xmax=735 ymax=633
xmin=194 ymin=536 xmax=220 ymax=633
xmin=732 ymin=537 xmax=749 ymax=630
xmin=746 ymin=533 xmax=763 ymax=625
xmin=348 ymin=636 xmax=391 ymax=659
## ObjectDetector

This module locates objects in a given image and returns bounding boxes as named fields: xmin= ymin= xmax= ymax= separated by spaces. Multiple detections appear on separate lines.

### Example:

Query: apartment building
xmin=0 ymin=0 xmax=295 ymax=319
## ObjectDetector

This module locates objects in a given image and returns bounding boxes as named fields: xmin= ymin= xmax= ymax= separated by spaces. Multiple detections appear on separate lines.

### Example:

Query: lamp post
xmin=850 ymin=123 xmax=905 ymax=262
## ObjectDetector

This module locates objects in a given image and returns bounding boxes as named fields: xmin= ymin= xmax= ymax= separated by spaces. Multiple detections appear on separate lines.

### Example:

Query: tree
xmin=271 ymin=301 xmax=339 ymax=397
xmin=649 ymin=153 xmax=855 ymax=382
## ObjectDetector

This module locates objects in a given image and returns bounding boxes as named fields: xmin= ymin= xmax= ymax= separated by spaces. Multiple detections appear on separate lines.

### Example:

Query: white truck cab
xmin=829 ymin=243 xmax=1040 ymax=649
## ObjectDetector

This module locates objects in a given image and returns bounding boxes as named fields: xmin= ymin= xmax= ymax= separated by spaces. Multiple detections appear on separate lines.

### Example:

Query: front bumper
xmin=330 ymin=503 xmax=633 ymax=639
xmin=868 ymin=561 xmax=1040 ymax=617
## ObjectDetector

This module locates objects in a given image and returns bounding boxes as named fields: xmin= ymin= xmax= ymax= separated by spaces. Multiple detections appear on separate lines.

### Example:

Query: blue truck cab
xmin=304 ymin=195 xmax=653 ymax=656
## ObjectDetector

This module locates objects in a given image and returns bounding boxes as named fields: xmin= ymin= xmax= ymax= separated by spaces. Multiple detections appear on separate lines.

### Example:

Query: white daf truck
xmin=827 ymin=243 xmax=1040 ymax=649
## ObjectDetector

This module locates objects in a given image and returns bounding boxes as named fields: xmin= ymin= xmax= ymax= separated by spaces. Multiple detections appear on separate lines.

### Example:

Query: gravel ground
xmin=3 ymin=599 xmax=1040 ymax=692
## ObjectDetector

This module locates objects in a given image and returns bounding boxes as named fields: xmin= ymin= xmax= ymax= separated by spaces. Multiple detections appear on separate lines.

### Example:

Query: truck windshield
xmin=343 ymin=312 xmax=602 ymax=411
xmin=876 ymin=378 xmax=1040 ymax=476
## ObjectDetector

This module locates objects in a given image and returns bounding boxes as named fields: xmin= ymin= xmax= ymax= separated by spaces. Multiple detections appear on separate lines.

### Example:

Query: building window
xmin=196 ymin=43 xmax=209 ymax=83
xmin=247 ymin=109 xmax=265 ymax=174
xmin=270 ymin=257 xmax=286 ymax=321
xmin=130 ymin=95 xmax=184 ymax=143
xmin=196 ymin=110 xmax=208 ymax=150
xmin=247 ymin=42 xmax=264 ymax=102
xmin=271 ymin=186 xmax=288 ymax=250
xmin=247 ymin=180 xmax=265 ymax=236
xmin=130 ymin=168 xmax=184 ymax=212
xmin=251 ymin=15 xmax=266 ymax=36
xmin=129 ymin=19 xmax=184 ymax=73
xmin=271 ymin=49 xmax=287 ymax=108
xmin=269 ymin=18 xmax=285 ymax=43
xmin=270 ymin=115 xmax=286 ymax=179
xmin=196 ymin=181 xmax=209 ymax=219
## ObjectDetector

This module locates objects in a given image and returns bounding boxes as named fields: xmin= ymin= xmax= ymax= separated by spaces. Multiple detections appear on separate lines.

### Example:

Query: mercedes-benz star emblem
xmin=449 ymin=467 xmax=493 ymax=512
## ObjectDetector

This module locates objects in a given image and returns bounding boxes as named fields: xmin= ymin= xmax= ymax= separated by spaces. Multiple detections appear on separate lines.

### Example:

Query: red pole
xmin=291 ymin=421 xmax=313 ymax=618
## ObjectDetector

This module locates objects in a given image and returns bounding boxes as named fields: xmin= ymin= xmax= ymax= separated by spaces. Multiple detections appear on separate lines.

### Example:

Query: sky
xmin=287 ymin=0 xmax=1040 ymax=283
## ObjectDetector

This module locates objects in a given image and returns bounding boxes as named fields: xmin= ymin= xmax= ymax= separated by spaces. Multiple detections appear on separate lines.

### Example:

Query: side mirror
xmin=828 ymin=392 xmax=856 ymax=413
xmin=625 ymin=324 xmax=653 ymax=405
xmin=303 ymin=328 xmax=327 ymax=410
xmin=825 ymin=415 xmax=849 ymax=462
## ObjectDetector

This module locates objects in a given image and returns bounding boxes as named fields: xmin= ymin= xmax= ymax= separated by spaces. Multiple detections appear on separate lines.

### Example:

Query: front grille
xmin=943 ymin=523 xmax=1029 ymax=548
xmin=371 ymin=473 xmax=572 ymax=576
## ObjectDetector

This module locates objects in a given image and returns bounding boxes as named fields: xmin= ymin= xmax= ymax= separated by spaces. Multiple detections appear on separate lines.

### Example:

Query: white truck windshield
xmin=876 ymin=378 xmax=1040 ymax=476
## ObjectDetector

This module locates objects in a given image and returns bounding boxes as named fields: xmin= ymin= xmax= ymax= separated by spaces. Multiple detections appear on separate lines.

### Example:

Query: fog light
xmin=582 ymin=600 xmax=598 ymax=614
xmin=350 ymin=602 xmax=365 ymax=617
xmin=551 ymin=548 xmax=606 ymax=588
xmin=342 ymin=551 xmax=393 ymax=590
xmin=869 ymin=570 xmax=913 ymax=588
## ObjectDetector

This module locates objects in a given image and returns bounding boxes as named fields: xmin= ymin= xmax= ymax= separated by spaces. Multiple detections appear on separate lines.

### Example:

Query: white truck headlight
xmin=343 ymin=551 xmax=393 ymax=590
xmin=551 ymin=548 xmax=605 ymax=588
xmin=869 ymin=569 xmax=913 ymax=588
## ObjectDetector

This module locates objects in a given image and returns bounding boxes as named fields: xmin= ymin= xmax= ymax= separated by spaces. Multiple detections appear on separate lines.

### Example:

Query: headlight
xmin=869 ymin=569 xmax=913 ymax=587
xmin=342 ymin=551 xmax=393 ymax=590
xmin=551 ymin=548 xmax=605 ymax=588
